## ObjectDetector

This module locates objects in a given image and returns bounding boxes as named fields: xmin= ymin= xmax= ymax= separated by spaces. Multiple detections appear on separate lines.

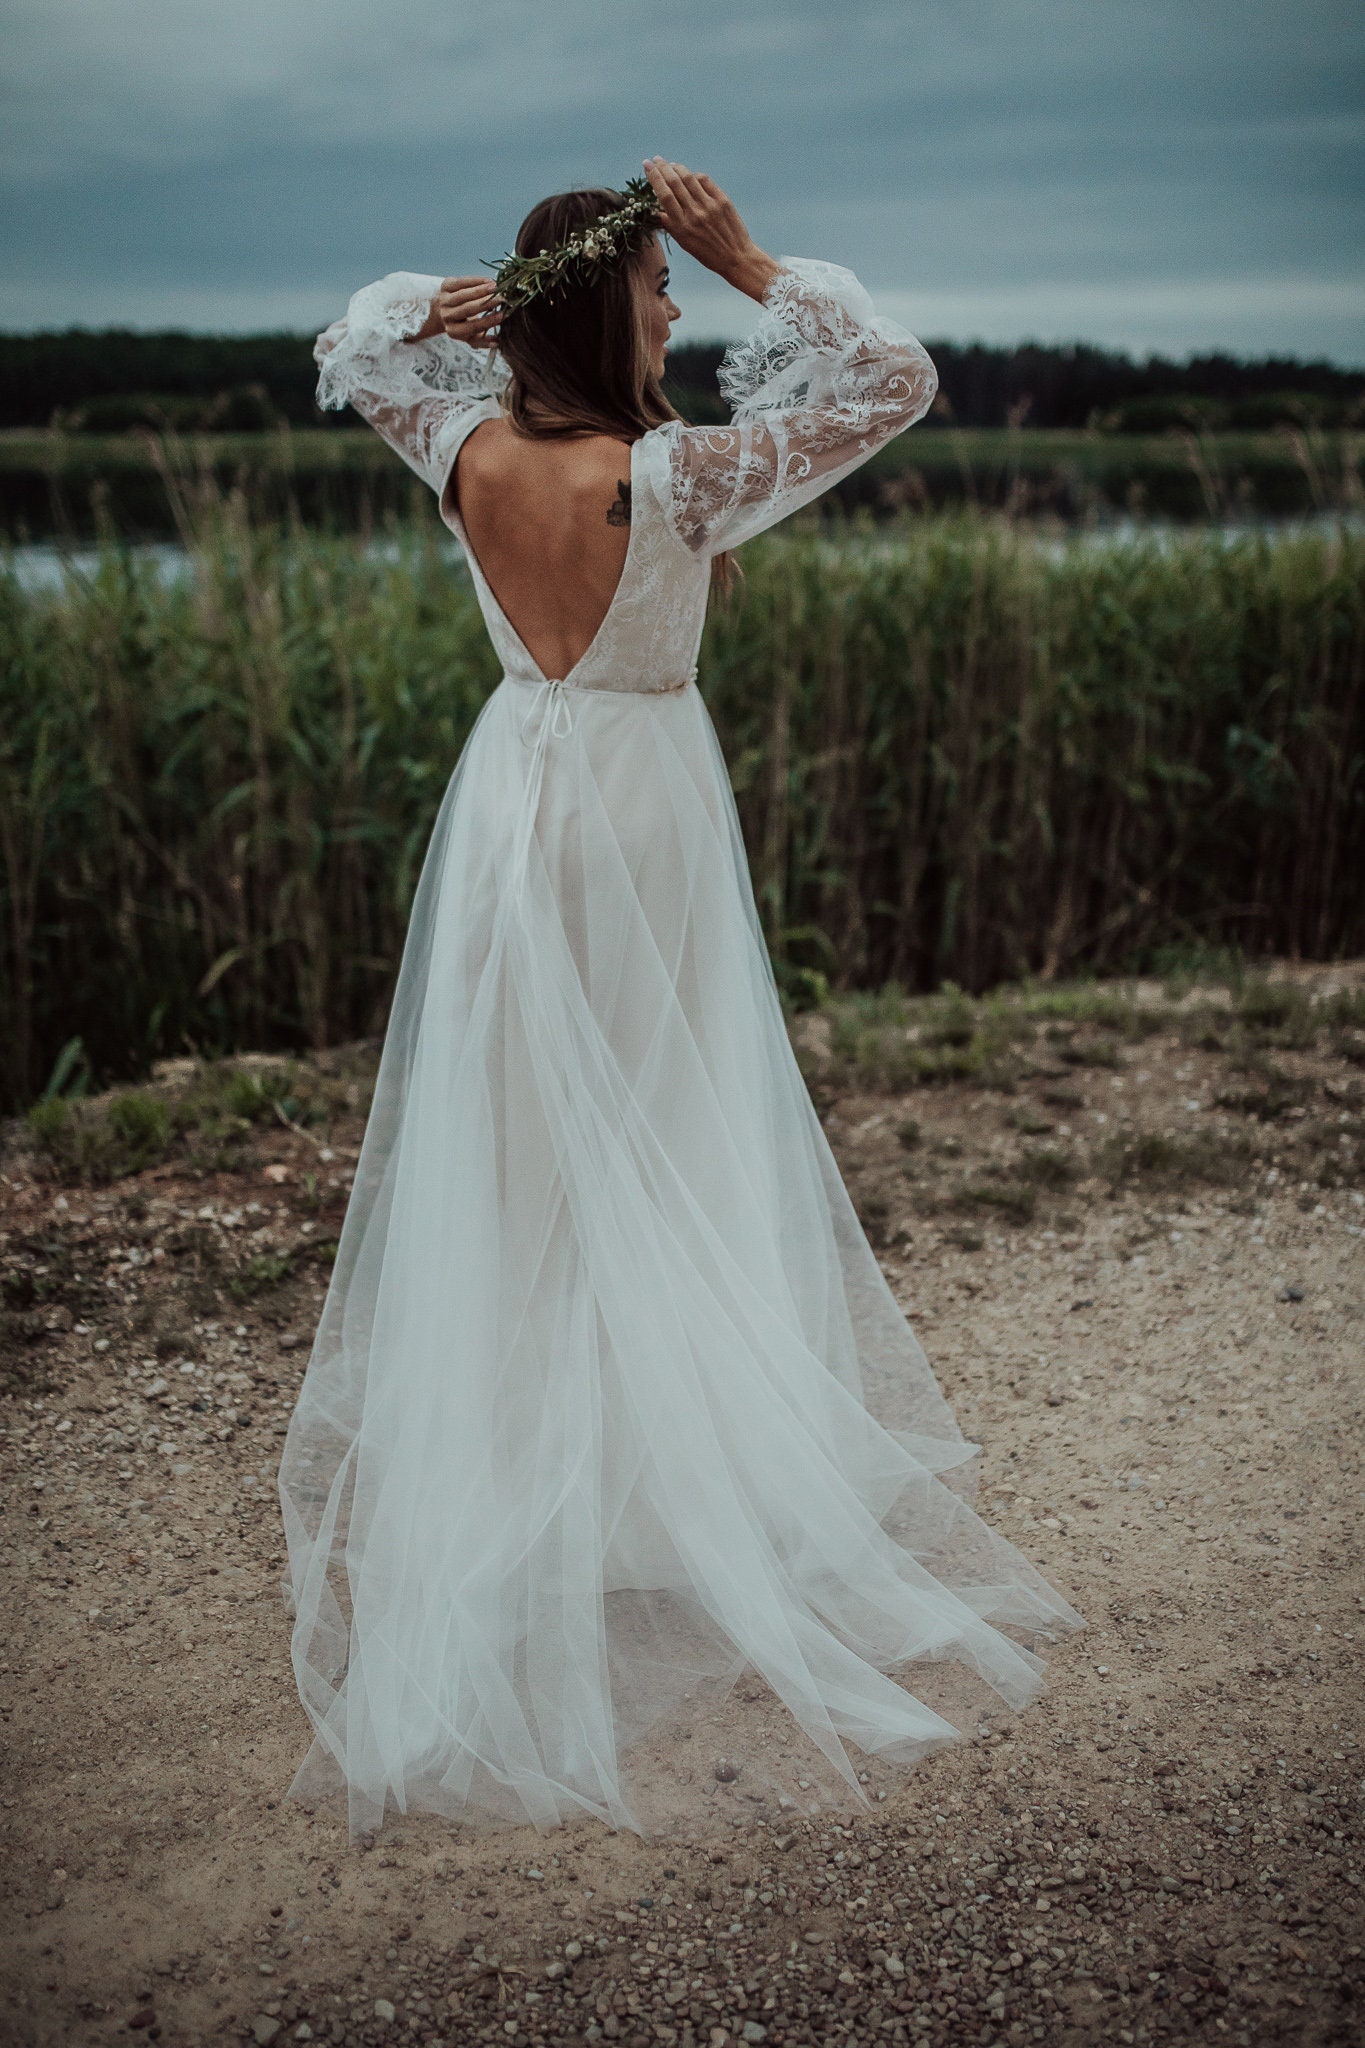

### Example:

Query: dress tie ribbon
xmin=512 ymin=677 xmax=574 ymax=905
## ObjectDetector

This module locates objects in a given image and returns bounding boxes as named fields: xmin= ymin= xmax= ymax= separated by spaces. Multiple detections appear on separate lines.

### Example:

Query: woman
xmin=279 ymin=158 xmax=1082 ymax=1841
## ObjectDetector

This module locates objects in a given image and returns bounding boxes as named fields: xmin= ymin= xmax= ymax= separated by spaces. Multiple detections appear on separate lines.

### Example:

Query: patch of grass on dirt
xmin=26 ymin=1090 xmax=172 ymax=1181
xmin=1 ymin=1233 xmax=84 ymax=1312
xmin=946 ymin=1177 xmax=1038 ymax=1225
xmin=1016 ymin=985 xmax=1171 ymax=1039
xmin=1151 ymin=941 xmax=1248 ymax=1001
xmin=227 ymin=1250 xmax=296 ymax=1301
xmin=1323 ymin=988 xmax=1365 ymax=1029
xmin=1310 ymin=1119 xmax=1365 ymax=1188
xmin=21 ymin=1056 xmax=326 ymax=1185
xmin=1214 ymin=1066 xmax=1314 ymax=1119
xmin=1095 ymin=1127 xmax=1263 ymax=1190
xmin=795 ymin=969 xmax=1365 ymax=1102
xmin=824 ymin=986 xmax=1027 ymax=1092
xmin=1228 ymin=977 xmax=1336 ymax=1051
xmin=1175 ymin=1003 xmax=1234 ymax=1052
xmin=1005 ymin=1103 xmax=1057 ymax=1135
xmin=1054 ymin=1035 xmax=1123 ymax=1069
xmin=1013 ymin=1145 xmax=1080 ymax=1189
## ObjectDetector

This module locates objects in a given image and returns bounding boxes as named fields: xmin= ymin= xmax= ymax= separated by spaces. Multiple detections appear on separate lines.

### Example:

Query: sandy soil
xmin=1 ymin=964 xmax=1362 ymax=2048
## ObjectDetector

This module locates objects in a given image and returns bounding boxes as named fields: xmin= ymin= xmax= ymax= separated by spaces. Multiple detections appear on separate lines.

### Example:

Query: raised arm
xmin=313 ymin=271 xmax=503 ymax=495
xmin=640 ymin=160 xmax=938 ymax=556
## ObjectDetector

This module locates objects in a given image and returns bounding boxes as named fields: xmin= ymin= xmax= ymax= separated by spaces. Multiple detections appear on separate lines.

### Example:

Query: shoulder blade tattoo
xmin=606 ymin=478 xmax=632 ymax=527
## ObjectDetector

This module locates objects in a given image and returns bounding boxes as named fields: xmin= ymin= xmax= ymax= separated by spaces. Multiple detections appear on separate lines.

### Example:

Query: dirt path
xmin=2 ymin=965 xmax=1362 ymax=2048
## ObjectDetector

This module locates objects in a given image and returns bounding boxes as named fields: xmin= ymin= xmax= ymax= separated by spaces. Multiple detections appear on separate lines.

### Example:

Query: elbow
xmin=921 ymin=347 xmax=940 ymax=412
xmin=860 ymin=333 xmax=939 ymax=431
xmin=903 ymin=342 xmax=938 ymax=424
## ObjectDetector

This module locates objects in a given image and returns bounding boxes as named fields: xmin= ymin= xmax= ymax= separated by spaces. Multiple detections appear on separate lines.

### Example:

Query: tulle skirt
xmin=277 ymin=672 xmax=1083 ymax=1840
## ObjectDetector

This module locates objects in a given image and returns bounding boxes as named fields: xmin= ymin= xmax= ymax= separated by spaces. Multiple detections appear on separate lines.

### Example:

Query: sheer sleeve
xmin=313 ymin=271 xmax=506 ymax=495
xmin=652 ymin=257 xmax=937 ymax=557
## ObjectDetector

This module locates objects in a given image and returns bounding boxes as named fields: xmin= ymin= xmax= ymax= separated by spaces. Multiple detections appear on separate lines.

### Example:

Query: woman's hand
xmin=404 ymin=275 xmax=501 ymax=348
xmin=438 ymin=275 xmax=501 ymax=347
xmin=642 ymin=159 xmax=782 ymax=303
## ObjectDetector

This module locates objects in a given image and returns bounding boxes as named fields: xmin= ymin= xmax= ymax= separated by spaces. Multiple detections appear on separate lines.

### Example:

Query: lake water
xmin=4 ymin=514 xmax=1361 ymax=595
xmin=0 ymin=536 xmax=472 ymax=595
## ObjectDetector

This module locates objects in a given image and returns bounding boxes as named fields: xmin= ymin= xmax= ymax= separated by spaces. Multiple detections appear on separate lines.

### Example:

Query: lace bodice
xmin=315 ymin=257 xmax=937 ymax=694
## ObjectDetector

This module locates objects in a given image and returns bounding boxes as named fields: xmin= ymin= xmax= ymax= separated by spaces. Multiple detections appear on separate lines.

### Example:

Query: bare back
xmin=448 ymin=420 xmax=636 ymax=680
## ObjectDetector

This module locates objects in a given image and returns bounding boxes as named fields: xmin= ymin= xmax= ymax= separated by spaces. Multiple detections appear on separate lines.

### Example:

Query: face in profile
xmin=636 ymin=235 xmax=681 ymax=383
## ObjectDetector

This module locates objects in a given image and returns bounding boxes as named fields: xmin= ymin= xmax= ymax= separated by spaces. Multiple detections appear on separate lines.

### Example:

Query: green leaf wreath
xmin=490 ymin=176 xmax=663 ymax=312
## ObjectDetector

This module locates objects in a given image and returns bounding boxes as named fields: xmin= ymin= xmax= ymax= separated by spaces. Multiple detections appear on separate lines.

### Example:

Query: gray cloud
xmin=2 ymin=0 xmax=1361 ymax=358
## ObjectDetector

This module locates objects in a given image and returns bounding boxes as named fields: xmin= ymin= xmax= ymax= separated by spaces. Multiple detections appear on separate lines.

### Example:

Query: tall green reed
xmin=2 ymin=501 xmax=1362 ymax=1110
xmin=705 ymin=518 xmax=1365 ymax=996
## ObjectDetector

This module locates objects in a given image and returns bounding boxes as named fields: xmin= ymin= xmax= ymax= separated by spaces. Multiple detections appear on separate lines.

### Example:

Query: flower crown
xmin=491 ymin=176 xmax=663 ymax=312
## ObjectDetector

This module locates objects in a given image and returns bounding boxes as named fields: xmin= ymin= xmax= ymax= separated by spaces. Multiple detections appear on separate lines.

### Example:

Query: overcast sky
xmin=2 ymin=0 xmax=1361 ymax=361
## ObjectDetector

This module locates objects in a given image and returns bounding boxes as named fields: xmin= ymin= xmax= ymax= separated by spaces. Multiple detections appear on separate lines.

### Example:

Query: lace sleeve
xmin=314 ymin=272 xmax=507 ymax=494
xmin=656 ymin=257 xmax=937 ymax=556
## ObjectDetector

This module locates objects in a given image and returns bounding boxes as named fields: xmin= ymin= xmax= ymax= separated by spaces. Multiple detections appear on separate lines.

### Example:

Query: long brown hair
xmin=497 ymin=187 xmax=736 ymax=595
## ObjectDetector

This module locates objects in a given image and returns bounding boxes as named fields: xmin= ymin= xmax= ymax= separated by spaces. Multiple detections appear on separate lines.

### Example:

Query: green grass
xmin=3 ymin=502 xmax=1363 ymax=1110
xmin=21 ymin=1054 xmax=328 ymax=1182
xmin=947 ymin=1177 xmax=1039 ymax=1226
xmin=822 ymin=983 xmax=1048 ymax=1093
xmin=1094 ymin=1128 xmax=1264 ymax=1190
xmin=805 ymin=977 xmax=1364 ymax=1099
xmin=227 ymin=1249 xmax=295 ymax=1300
xmin=1013 ymin=1145 xmax=1080 ymax=1189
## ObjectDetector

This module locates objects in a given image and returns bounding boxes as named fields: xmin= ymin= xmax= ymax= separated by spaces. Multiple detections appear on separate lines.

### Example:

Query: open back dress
xmin=278 ymin=255 xmax=1083 ymax=1841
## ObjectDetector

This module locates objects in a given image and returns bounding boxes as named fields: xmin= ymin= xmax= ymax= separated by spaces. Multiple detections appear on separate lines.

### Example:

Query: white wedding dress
xmin=278 ymin=256 xmax=1083 ymax=1841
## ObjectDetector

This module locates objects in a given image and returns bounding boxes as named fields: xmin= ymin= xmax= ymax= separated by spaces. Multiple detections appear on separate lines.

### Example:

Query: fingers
xmin=438 ymin=275 xmax=502 ymax=342
xmin=645 ymin=158 xmax=696 ymax=197
xmin=644 ymin=158 xmax=729 ymax=228
xmin=441 ymin=277 xmax=498 ymax=310
xmin=436 ymin=274 xmax=502 ymax=345
xmin=644 ymin=158 xmax=688 ymax=216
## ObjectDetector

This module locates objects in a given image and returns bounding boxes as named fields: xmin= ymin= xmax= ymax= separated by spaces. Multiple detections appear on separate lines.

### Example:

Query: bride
xmin=278 ymin=157 xmax=1082 ymax=1841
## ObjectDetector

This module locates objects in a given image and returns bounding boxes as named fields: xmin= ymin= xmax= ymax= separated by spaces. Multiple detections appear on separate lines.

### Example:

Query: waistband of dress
xmin=502 ymin=667 xmax=697 ymax=698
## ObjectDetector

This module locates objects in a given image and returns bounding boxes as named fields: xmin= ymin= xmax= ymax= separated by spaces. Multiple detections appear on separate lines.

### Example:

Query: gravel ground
xmin=2 ymin=964 xmax=1362 ymax=2048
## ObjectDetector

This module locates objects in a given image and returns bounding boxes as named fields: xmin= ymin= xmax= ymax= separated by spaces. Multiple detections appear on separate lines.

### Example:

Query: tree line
xmin=0 ymin=327 xmax=1359 ymax=433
